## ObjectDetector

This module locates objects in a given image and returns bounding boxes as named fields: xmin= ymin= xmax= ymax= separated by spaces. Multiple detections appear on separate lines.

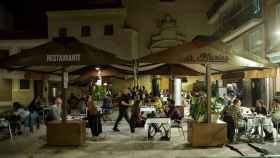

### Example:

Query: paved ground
xmin=0 ymin=121 xmax=244 ymax=158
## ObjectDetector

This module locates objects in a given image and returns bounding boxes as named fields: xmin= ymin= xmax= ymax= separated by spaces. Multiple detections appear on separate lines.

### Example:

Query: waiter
xmin=113 ymin=89 xmax=132 ymax=132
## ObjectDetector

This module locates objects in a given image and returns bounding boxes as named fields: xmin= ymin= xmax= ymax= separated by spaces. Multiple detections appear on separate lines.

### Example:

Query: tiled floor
xmin=0 ymin=121 xmax=242 ymax=158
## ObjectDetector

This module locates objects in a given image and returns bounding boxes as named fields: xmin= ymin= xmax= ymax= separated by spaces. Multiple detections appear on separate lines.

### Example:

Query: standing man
xmin=113 ymin=89 xmax=132 ymax=132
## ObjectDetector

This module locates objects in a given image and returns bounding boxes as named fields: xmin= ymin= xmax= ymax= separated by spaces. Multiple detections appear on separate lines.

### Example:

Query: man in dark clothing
xmin=113 ymin=89 xmax=132 ymax=132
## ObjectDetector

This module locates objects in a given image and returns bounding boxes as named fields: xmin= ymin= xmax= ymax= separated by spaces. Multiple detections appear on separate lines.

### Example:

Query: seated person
xmin=11 ymin=102 xmax=39 ymax=133
xmin=45 ymin=97 xmax=62 ymax=122
xmin=221 ymin=98 xmax=242 ymax=143
xmin=255 ymin=99 xmax=267 ymax=115
xmin=164 ymin=100 xmax=182 ymax=121
xmin=251 ymin=100 xmax=273 ymax=140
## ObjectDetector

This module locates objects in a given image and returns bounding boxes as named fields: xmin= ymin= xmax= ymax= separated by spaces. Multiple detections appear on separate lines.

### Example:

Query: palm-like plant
xmin=190 ymin=96 xmax=207 ymax=122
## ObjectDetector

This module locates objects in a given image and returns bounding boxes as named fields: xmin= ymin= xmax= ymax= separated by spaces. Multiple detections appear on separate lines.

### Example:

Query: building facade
xmin=0 ymin=0 xmax=215 ymax=106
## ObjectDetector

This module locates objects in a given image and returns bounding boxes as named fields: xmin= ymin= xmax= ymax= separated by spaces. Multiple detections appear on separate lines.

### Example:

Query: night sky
xmin=0 ymin=0 xmax=123 ymax=35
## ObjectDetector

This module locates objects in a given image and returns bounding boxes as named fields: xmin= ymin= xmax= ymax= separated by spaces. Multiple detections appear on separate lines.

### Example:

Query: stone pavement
xmin=0 ymin=121 xmax=248 ymax=158
xmin=249 ymin=141 xmax=280 ymax=157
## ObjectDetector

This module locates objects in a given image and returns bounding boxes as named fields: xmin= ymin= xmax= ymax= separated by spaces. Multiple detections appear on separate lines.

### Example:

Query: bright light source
xmin=95 ymin=67 xmax=100 ymax=70
xmin=275 ymin=30 xmax=280 ymax=37
xmin=96 ymin=79 xmax=102 ymax=86
xmin=103 ymin=82 xmax=108 ymax=86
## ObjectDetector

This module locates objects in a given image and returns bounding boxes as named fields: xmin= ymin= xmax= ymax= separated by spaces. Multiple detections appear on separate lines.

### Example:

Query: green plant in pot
xmin=211 ymin=97 xmax=224 ymax=123
xmin=190 ymin=96 xmax=207 ymax=123
xmin=92 ymin=85 xmax=106 ymax=106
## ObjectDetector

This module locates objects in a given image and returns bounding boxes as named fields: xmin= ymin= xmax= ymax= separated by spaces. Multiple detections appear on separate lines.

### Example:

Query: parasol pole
xmin=206 ymin=63 xmax=212 ymax=123
xmin=133 ymin=59 xmax=138 ymax=87
xmin=61 ymin=66 xmax=68 ymax=122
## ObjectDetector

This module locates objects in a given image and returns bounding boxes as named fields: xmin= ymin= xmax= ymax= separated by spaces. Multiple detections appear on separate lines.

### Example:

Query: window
xmin=247 ymin=28 xmax=263 ymax=56
xmin=81 ymin=25 xmax=91 ymax=37
xmin=276 ymin=3 xmax=280 ymax=27
xmin=58 ymin=27 xmax=67 ymax=37
xmin=19 ymin=80 xmax=30 ymax=89
xmin=104 ymin=24 xmax=114 ymax=36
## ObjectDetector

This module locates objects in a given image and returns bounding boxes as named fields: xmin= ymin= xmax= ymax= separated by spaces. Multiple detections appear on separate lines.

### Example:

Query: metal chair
xmin=170 ymin=120 xmax=185 ymax=140
xmin=0 ymin=119 xmax=14 ymax=144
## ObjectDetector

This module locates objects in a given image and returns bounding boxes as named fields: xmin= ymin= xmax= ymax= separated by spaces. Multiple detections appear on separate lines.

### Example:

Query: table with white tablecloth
xmin=144 ymin=118 xmax=171 ymax=130
xmin=140 ymin=107 xmax=156 ymax=118
xmin=239 ymin=114 xmax=275 ymax=142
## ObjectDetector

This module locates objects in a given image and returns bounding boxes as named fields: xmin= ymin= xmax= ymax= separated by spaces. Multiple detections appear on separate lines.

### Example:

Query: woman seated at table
xmin=254 ymin=99 xmax=267 ymax=115
xmin=87 ymin=100 xmax=102 ymax=137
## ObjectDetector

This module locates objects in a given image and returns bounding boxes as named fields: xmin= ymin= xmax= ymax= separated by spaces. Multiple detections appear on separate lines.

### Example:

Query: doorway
xmin=34 ymin=80 xmax=43 ymax=97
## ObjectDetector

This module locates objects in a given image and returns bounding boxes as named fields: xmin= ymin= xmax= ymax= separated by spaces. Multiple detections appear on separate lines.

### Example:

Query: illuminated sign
xmin=183 ymin=52 xmax=228 ymax=63
xmin=46 ymin=54 xmax=80 ymax=63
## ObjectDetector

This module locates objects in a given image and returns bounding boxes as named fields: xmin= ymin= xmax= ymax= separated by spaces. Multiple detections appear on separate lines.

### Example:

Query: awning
xmin=138 ymin=64 xmax=202 ymax=76
xmin=0 ymin=37 xmax=127 ymax=67
xmin=139 ymin=36 xmax=229 ymax=64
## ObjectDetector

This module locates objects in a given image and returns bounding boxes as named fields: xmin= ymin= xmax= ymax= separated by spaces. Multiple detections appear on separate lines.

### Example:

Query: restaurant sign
xmin=183 ymin=52 xmax=228 ymax=63
xmin=46 ymin=54 xmax=80 ymax=63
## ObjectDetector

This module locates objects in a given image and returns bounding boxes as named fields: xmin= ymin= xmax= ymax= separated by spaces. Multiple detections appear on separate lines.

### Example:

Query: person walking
xmin=113 ymin=89 xmax=132 ymax=132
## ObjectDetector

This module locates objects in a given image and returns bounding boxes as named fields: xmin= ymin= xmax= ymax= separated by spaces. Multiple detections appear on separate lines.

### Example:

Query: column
xmin=152 ymin=75 xmax=160 ymax=97
xmin=173 ymin=78 xmax=182 ymax=106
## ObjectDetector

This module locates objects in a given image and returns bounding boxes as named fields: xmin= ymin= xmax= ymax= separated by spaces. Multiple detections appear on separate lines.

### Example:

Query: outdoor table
xmin=140 ymin=106 xmax=156 ymax=118
xmin=66 ymin=115 xmax=87 ymax=121
xmin=144 ymin=118 xmax=171 ymax=140
xmin=140 ymin=107 xmax=156 ymax=113
xmin=0 ymin=118 xmax=13 ymax=143
xmin=241 ymin=114 xmax=273 ymax=143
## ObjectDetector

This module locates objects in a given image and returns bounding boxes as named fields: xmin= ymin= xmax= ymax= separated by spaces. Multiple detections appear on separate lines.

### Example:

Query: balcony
xmin=215 ymin=0 xmax=263 ymax=42
xmin=207 ymin=0 xmax=227 ymax=20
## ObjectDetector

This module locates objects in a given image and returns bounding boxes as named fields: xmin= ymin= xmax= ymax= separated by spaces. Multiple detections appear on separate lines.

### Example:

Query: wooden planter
xmin=187 ymin=120 xmax=227 ymax=147
xmin=47 ymin=120 xmax=86 ymax=146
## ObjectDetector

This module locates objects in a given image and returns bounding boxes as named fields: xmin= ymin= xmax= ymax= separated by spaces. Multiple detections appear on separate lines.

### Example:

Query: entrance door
xmin=34 ymin=80 xmax=43 ymax=97
xmin=251 ymin=79 xmax=264 ymax=106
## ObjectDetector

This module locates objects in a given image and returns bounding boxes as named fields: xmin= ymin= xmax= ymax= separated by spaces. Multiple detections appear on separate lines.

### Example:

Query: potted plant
xmin=188 ymin=94 xmax=227 ymax=147
xmin=211 ymin=97 xmax=224 ymax=123
xmin=92 ymin=85 xmax=106 ymax=107
xmin=189 ymin=96 xmax=207 ymax=123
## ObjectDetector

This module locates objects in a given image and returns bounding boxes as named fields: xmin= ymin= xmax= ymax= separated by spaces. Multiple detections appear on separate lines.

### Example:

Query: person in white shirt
xmin=46 ymin=97 xmax=62 ymax=122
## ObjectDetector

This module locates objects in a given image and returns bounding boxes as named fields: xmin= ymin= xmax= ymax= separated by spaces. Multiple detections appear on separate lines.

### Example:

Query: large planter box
xmin=47 ymin=120 xmax=86 ymax=146
xmin=187 ymin=121 xmax=227 ymax=147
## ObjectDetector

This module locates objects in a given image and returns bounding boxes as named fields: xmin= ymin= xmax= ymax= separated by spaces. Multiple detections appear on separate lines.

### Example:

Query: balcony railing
xmin=207 ymin=0 xmax=227 ymax=19
xmin=214 ymin=0 xmax=263 ymax=38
